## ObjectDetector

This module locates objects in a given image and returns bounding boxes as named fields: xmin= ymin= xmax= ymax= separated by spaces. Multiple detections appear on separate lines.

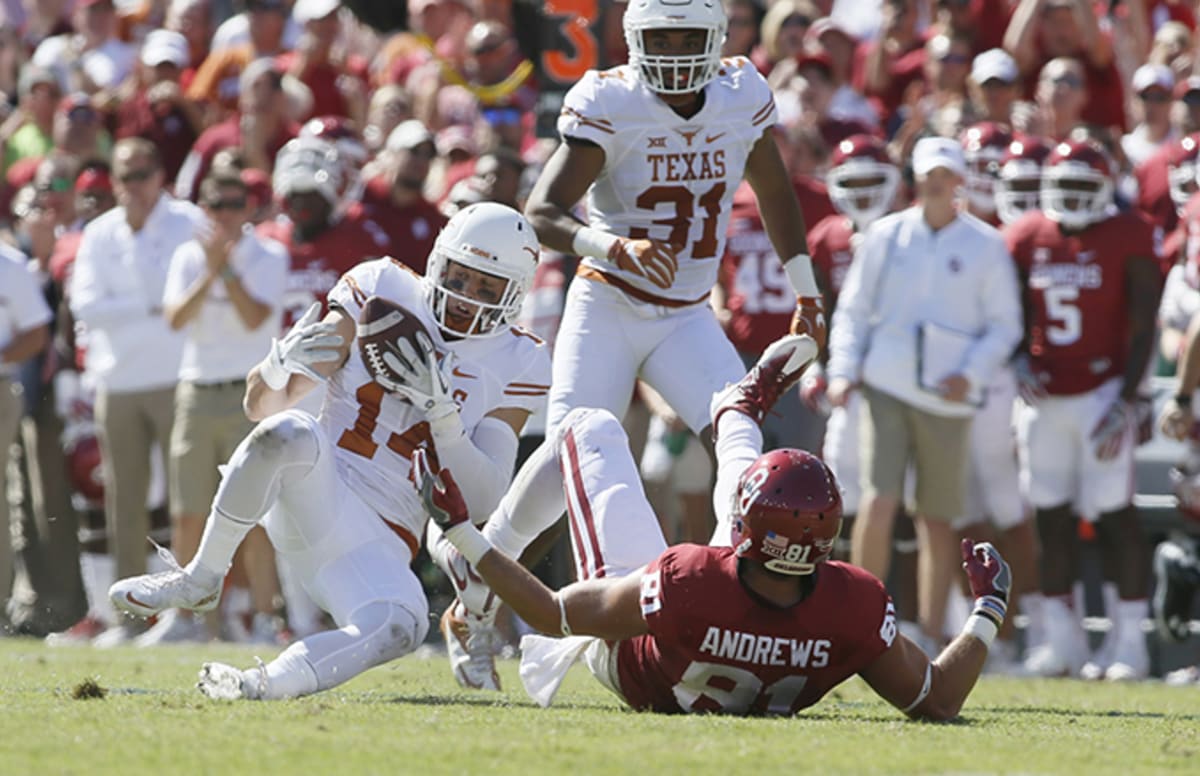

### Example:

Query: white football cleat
xmin=711 ymin=334 xmax=818 ymax=433
xmin=109 ymin=543 xmax=221 ymax=618
xmin=441 ymin=601 xmax=503 ymax=691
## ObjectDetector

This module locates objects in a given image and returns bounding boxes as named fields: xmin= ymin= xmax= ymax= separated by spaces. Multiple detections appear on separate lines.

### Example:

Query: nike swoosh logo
xmin=452 ymin=366 xmax=477 ymax=379
xmin=125 ymin=592 xmax=155 ymax=611
xmin=706 ymin=132 xmax=726 ymax=143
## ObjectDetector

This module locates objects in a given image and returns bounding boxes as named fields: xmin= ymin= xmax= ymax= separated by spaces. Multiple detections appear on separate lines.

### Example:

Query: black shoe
xmin=1153 ymin=540 xmax=1200 ymax=643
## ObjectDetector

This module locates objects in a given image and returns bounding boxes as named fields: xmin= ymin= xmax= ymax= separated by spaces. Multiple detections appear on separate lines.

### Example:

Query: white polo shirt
xmin=164 ymin=229 xmax=290 ymax=383
xmin=828 ymin=205 xmax=1023 ymax=418
xmin=0 ymin=245 xmax=52 ymax=379
xmin=69 ymin=194 xmax=206 ymax=393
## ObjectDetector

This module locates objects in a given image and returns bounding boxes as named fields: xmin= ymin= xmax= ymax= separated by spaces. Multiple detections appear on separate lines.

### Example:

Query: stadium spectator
xmin=114 ymin=30 xmax=201 ymax=186
xmin=1 ymin=66 xmax=61 ymax=177
xmin=826 ymin=137 xmax=1022 ymax=651
xmin=757 ymin=0 xmax=819 ymax=79
xmin=187 ymin=0 xmax=293 ymax=116
xmin=31 ymin=0 xmax=136 ymax=95
xmin=175 ymin=57 xmax=300 ymax=203
xmin=807 ymin=17 xmax=878 ymax=130
xmin=722 ymin=0 xmax=762 ymax=59
xmin=164 ymin=0 xmax=214 ymax=86
xmin=141 ymin=170 xmax=289 ymax=645
xmin=362 ymin=83 xmax=413 ymax=154
xmin=855 ymin=0 xmax=926 ymax=129
xmin=1030 ymin=57 xmax=1090 ymax=142
xmin=351 ymin=120 xmax=444 ymax=272
xmin=968 ymin=48 xmax=1021 ymax=126
xmin=67 ymin=137 xmax=206 ymax=645
xmin=1004 ymin=0 xmax=1126 ymax=134
xmin=1122 ymin=64 xmax=1178 ymax=169
xmin=278 ymin=0 xmax=369 ymax=123
xmin=0 ymin=238 xmax=51 ymax=633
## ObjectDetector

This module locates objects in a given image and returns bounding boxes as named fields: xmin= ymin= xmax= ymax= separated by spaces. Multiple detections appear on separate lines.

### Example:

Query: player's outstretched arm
xmin=245 ymin=303 xmax=352 ymax=421
xmin=414 ymin=449 xmax=649 ymax=641
xmin=859 ymin=540 xmax=1011 ymax=721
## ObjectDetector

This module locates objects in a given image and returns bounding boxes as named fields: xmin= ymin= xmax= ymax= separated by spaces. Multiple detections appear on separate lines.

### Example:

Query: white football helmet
xmin=425 ymin=202 xmax=540 ymax=338
xmin=273 ymin=136 xmax=344 ymax=209
xmin=624 ymin=0 xmax=727 ymax=95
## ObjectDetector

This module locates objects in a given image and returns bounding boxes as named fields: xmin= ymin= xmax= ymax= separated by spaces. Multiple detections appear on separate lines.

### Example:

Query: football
xmin=356 ymin=295 xmax=432 ymax=390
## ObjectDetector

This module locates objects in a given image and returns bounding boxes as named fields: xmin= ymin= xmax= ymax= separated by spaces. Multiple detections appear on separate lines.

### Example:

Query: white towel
xmin=518 ymin=634 xmax=596 ymax=707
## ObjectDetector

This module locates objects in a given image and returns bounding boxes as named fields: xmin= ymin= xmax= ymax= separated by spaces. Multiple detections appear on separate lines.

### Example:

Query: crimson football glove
xmin=413 ymin=448 xmax=470 ymax=531
xmin=961 ymin=539 xmax=1011 ymax=628
xmin=1091 ymin=398 xmax=1136 ymax=461
xmin=789 ymin=295 xmax=827 ymax=354
xmin=608 ymin=236 xmax=679 ymax=289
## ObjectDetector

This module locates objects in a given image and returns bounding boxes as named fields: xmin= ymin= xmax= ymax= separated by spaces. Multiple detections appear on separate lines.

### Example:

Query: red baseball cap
xmin=75 ymin=168 xmax=113 ymax=193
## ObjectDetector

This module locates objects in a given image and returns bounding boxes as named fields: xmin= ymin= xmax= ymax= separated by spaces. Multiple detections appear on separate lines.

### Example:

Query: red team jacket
xmin=616 ymin=545 xmax=894 ymax=715
xmin=1004 ymin=210 xmax=1158 ymax=395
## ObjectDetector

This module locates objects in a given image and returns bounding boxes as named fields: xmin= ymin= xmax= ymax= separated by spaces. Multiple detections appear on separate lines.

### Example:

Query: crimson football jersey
xmin=807 ymin=213 xmax=859 ymax=310
xmin=616 ymin=545 xmax=895 ymax=715
xmin=257 ymin=211 xmax=390 ymax=331
xmin=1005 ymin=210 xmax=1159 ymax=395
xmin=719 ymin=184 xmax=796 ymax=353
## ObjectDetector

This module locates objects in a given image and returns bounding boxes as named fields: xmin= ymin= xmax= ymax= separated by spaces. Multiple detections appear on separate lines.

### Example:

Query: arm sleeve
xmin=68 ymin=228 xmax=147 ymax=326
xmin=960 ymin=239 xmax=1024 ymax=391
xmin=434 ymin=416 xmax=520 ymax=526
xmin=826 ymin=222 xmax=887 ymax=382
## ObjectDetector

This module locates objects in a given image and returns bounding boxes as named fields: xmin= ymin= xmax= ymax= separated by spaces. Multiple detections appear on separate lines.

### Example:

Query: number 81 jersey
xmin=322 ymin=258 xmax=552 ymax=541
xmin=560 ymin=57 xmax=777 ymax=304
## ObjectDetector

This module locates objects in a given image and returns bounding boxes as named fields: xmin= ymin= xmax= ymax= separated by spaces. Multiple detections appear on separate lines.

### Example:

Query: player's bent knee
xmin=243 ymin=410 xmax=321 ymax=468
xmin=347 ymin=600 xmax=429 ymax=663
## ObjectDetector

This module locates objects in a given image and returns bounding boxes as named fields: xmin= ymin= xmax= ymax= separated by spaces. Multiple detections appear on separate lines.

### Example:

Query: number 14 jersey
xmin=324 ymin=258 xmax=552 ymax=541
xmin=559 ymin=58 xmax=777 ymax=304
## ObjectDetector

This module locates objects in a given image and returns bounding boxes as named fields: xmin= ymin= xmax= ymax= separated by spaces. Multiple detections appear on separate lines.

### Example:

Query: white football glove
xmin=388 ymin=332 xmax=458 ymax=423
xmin=1091 ymin=398 xmax=1136 ymax=461
xmin=259 ymin=302 xmax=344 ymax=390
xmin=1013 ymin=354 xmax=1047 ymax=406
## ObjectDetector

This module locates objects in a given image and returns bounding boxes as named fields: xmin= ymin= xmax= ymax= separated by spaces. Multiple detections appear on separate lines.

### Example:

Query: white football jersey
xmin=323 ymin=258 xmax=552 ymax=540
xmin=558 ymin=57 xmax=777 ymax=303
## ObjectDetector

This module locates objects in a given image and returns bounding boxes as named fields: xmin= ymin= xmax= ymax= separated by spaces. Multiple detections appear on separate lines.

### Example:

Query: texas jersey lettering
xmin=560 ymin=56 xmax=776 ymax=302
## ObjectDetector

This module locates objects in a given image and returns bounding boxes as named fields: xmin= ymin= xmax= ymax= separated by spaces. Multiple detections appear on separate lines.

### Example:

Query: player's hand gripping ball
xmin=356 ymin=295 xmax=436 ymax=396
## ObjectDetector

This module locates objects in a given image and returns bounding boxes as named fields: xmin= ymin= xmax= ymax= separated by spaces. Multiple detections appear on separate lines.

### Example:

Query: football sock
xmin=709 ymin=410 xmax=763 ymax=544
xmin=483 ymin=437 xmax=566 ymax=560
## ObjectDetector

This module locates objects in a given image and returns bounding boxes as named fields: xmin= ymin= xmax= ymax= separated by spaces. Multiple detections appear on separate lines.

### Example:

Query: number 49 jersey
xmin=323 ymin=258 xmax=552 ymax=541
xmin=560 ymin=57 xmax=777 ymax=303
xmin=616 ymin=545 xmax=895 ymax=715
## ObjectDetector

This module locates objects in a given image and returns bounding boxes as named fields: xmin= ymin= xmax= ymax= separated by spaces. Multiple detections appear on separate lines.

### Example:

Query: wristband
xmin=258 ymin=341 xmax=290 ymax=391
xmin=783 ymin=253 xmax=820 ymax=298
xmin=1174 ymin=393 xmax=1192 ymax=409
xmin=445 ymin=521 xmax=492 ymax=566
xmin=572 ymin=226 xmax=620 ymax=260
xmin=963 ymin=613 xmax=999 ymax=648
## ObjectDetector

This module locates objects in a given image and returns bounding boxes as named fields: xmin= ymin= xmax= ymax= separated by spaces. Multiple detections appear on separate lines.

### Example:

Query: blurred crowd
xmin=0 ymin=0 xmax=1198 ymax=685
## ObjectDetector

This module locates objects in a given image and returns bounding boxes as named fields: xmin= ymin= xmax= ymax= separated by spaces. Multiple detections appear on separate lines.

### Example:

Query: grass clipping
xmin=71 ymin=677 xmax=108 ymax=700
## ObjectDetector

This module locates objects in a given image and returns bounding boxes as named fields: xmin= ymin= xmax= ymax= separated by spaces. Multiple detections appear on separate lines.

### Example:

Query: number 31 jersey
xmin=559 ymin=58 xmax=777 ymax=304
xmin=324 ymin=258 xmax=552 ymax=541
xmin=617 ymin=545 xmax=894 ymax=715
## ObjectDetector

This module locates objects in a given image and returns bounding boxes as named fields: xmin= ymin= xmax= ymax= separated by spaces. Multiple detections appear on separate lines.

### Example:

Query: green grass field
xmin=1 ymin=639 xmax=1197 ymax=776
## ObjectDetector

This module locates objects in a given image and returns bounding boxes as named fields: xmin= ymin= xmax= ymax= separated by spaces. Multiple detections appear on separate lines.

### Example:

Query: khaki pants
xmin=170 ymin=380 xmax=253 ymax=516
xmin=859 ymin=384 xmax=972 ymax=520
xmin=95 ymin=385 xmax=176 ymax=579
xmin=0 ymin=377 xmax=22 ymax=608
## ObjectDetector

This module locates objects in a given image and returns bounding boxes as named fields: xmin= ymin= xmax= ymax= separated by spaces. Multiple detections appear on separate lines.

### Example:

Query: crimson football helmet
xmin=730 ymin=449 xmax=843 ymax=575
xmin=300 ymin=116 xmax=367 ymax=200
xmin=624 ymin=0 xmax=727 ymax=95
xmin=63 ymin=421 xmax=104 ymax=506
xmin=960 ymin=122 xmax=1013 ymax=216
xmin=826 ymin=134 xmax=900 ymax=231
xmin=995 ymin=136 xmax=1050 ymax=225
xmin=425 ymin=202 xmax=539 ymax=338
xmin=273 ymin=136 xmax=344 ymax=210
xmin=1041 ymin=139 xmax=1114 ymax=229
xmin=1168 ymin=134 xmax=1200 ymax=213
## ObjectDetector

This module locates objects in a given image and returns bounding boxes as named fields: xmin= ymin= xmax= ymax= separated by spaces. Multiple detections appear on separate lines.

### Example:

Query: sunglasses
xmin=939 ymin=53 xmax=970 ymax=65
xmin=207 ymin=197 xmax=247 ymax=211
xmin=1139 ymin=90 xmax=1171 ymax=103
xmin=1050 ymin=74 xmax=1084 ymax=89
xmin=781 ymin=15 xmax=811 ymax=29
xmin=470 ymin=39 xmax=505 ymax=57
xmin=116 ymin=168 xmax=157 ymax=184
